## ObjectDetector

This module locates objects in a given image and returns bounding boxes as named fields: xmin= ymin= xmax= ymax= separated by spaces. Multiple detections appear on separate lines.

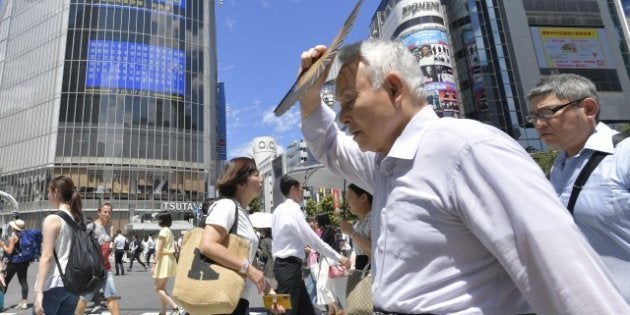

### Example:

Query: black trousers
xmin=114 ymin=249 xmax=125 ymax=275
xmin=5 ymin=262 xmax=29 ymax=299
xmin=145 ymin=248 xmax=155 ymax=266
xmin=274 ymin=257 xmax=314 ymax=315
xmin=128 ymin=251 xmax=146 ymax=269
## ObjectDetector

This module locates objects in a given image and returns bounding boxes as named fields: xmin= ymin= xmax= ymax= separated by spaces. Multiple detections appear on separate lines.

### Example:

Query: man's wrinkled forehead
xmin=335 ymin=59 xmax=362 ymax=94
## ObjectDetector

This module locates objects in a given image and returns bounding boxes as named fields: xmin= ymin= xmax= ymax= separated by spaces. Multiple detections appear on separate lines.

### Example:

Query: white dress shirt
xmin=302 ymin=104 xmax=629 ymax=314
xmin=271 ymin=198 xmax=341 ymax=262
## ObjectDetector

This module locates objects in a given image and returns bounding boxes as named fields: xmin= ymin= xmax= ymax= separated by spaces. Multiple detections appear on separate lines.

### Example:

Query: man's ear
xmin=582 ymin=98 xmax=599 ymax=118
xmin=384 ymin=73 xmax=404 ymax=105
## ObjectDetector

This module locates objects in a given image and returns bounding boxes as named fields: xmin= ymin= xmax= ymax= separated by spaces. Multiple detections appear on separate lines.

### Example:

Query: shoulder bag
xmin=173 ymin=199 xmax=250 ymax=315
xmin=345 ymin=262 xmax=372 ymax=315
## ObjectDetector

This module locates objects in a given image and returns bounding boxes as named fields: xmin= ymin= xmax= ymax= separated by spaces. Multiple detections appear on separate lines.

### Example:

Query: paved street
xmin=0 ymin=261 xmax=267 ymax=315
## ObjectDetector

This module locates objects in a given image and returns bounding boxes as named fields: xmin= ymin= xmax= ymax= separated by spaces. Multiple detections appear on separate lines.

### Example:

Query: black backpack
xmin=53 ymin=211 xmax=107 ymax=295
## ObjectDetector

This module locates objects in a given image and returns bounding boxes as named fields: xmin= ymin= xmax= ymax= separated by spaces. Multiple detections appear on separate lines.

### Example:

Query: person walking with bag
xmin=0 ymin=219 xmax=30 ymax=309
xmin=339 ymin=183 xmax=372 ymax=270
xmin=152 ymin=212 xmax=183 ymax=315
xmin=272 ymin=175 xmax=351 ymax=315
xmin=127 ymin=233 xmax=147 ymax=272
xmin=33 ymin=175 xmax=85 ymax=315
xmin=75 ymin=201 xmax=121 ymax=315
xmin=339 ymin=184 xmax=372 ymax=314
xmin=314 ymin=213 xmax=346 ymax=315
xmin=199 ymin=157 xmax=275 ymax=315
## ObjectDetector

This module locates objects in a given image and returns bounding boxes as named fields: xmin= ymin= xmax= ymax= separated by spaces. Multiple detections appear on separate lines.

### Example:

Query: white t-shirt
xmin=205 ymin=198 xmax=259 ymax=298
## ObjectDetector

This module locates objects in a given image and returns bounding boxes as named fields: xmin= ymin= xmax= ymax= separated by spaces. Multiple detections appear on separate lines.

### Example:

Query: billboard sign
xmin=400 ymin=28 xmax=460 ymax=117
xmin=383 ymin=0 xmax=445 ymax=37
xmin=530 ymin=27 xmax=615 ymax=69
xmin=86 ymin=40 xmax=186 ymax=96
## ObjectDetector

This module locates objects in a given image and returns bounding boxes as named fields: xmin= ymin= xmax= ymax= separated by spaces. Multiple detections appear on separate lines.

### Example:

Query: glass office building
xmin=0 ymin=0 xmax=221 ymax=225
xmin=371 ymin=0 xmax=630 ymax=151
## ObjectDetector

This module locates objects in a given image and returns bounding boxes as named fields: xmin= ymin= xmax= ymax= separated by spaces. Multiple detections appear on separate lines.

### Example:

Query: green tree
xmin=616 ymin=123 xmax=630 ymax=134
xmin=304 ymin=198 xmax=318 ymax=216
xmin=318 ymin=194 xmax=342 ymax=226
xmin=248 ymin=197 xmax=262 ymax=213
xmin=531 ymin=150 xmax=559 ymax=178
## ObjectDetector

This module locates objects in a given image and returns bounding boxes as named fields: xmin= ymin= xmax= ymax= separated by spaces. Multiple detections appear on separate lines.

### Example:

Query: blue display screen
xmin=88 ymin=0 xmax=185 ymax=10
xmin=153 ymin=0 xmax=186 ymax=9
xmin=86 ymin=40 xmax=185 ymax=95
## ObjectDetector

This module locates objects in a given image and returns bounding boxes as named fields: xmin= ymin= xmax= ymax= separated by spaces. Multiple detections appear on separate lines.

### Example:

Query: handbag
xmin=346 ymin=263 xmax=372 ymax=315
xmin=173 ymin=199 xmax=250 ymax=315
xmin=328 ymin=264 xmax=349 ymax=278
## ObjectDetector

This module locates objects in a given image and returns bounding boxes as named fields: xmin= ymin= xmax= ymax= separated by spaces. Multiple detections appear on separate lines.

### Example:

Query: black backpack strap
xmin=612 ymin=132 xmax=629 ymax=147
xmin=567 ymin=132 xmax=630 ymax=214
xmin=53 ymin=211 xmax=79 ymax=279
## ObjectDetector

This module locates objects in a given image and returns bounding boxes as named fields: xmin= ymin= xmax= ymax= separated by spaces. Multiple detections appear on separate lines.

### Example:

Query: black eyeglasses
xmin=526 ymin=98 xmax=586 ymax=123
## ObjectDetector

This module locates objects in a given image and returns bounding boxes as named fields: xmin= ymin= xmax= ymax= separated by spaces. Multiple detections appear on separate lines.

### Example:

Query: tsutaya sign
xmin=162 ymin=201 xmax=202 ymax=211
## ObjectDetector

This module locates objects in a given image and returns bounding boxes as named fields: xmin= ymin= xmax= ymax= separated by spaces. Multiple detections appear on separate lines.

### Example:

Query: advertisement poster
xmin=85 ymin=40 xmax=186 ymax=98
xmin=530 ymin=27 xmax=615 ymax=69
xmin=462 ymin=29 xmax=487 ymax=114
xmin=400 ymin=29 xmax=460 ymax=117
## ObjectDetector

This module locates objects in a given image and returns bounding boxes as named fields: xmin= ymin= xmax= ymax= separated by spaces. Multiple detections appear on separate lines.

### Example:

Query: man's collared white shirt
xmin=271 ymin=198 xmax=340 ymax=262
xmin=302 ymin=104 xmax=628 ymax=314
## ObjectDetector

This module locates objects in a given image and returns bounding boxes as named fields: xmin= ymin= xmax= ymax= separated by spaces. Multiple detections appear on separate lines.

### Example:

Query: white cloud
xmin=219 ymin=63 xmax=235 ymax=73
xmin=228 ymin=140 xmax=255 ymax=160
xmin=225 ymin=17 xmax=236 ymax=29
xmin=259 ymin=0 xmax=272 ymax=9
xmin=262 ymin=106 xmax=301 ymax=133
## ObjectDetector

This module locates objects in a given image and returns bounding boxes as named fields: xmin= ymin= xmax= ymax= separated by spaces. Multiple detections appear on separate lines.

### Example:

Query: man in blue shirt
xmin=527 ymin=73 xmax=630 ymax=303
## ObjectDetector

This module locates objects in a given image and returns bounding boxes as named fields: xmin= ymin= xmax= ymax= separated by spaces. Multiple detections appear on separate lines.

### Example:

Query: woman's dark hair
xmin=216 ymin=157 xmax=258 ymax=197
xmin=279 ymin=175 xmax=300 ymax=196
xmin=348 ymin=183 xmax=373 ymax=204
xmin=315 ymin=213 xmax=338 ymax=250
xmin=49 ymin=175 xmax=83 ymax=223
xmin=316 ymin=213 xmax=338 ymax=249
xmin=315 ymin=213 xmax=331 ymax=227
xmin=157 ymin=211 xmax=172 ymax=227
xmin=259 ymin=228 xmax=272 ymax=238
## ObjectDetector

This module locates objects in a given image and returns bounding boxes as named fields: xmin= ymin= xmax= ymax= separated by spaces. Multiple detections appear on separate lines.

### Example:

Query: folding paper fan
xmin=274 ymin=0 xmax=363 ymax=116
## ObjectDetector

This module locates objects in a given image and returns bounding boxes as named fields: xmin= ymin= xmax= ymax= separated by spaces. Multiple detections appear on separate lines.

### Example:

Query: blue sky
xmin=215 ymin=0 xmax=380 ymax=159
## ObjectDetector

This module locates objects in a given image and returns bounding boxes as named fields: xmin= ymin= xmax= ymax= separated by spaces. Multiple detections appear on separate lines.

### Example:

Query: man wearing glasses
xmin=527 ymin=73 xmax=630 ymax=303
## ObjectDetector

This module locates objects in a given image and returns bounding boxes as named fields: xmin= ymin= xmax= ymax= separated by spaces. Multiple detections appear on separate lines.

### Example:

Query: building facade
xmin=0 ymin=0 xmax=221 ymax=229
xmin=371 ymin=0 xmax=630 ymax=151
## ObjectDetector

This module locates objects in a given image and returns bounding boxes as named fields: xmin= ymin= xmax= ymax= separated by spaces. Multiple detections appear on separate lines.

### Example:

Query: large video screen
xmin=530 ymin=27 xmax=615 ymax=69
xmin=88 ymin=0 xmax=186 ymax=10
xmin=85 ymin=40 xmax=186 ymax=96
